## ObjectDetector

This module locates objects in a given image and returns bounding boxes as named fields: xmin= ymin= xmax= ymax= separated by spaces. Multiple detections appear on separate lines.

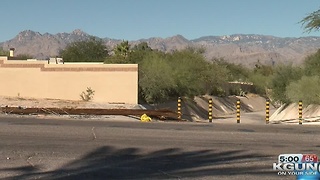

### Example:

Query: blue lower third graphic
xmin=296 ymin=169 xmax=320 ymax=180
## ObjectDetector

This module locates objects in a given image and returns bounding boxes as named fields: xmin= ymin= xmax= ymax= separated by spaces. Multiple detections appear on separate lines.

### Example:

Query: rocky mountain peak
xmin=166 ymin=34 xmax=190 ymax=43
xmin=18 ymin=30 xmax=41 ymax=36
xmin=71 ymin=29 xmax=88 ymax=36
xmin=15 ymin=30 xmax=42 ymax=41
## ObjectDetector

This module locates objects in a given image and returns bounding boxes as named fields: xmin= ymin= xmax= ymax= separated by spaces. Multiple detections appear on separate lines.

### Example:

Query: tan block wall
xmin=0 ymin=57 xmax=138 ymax=104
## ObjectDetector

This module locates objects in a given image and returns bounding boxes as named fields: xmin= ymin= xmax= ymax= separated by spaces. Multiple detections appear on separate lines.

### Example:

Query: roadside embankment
xmin=0 ymin=94 xmax=273 ymax=123
xmin=270 ymin=103 xmax=320 ymax=124
xmin=146 ymin=94 xmax=270 ymax=121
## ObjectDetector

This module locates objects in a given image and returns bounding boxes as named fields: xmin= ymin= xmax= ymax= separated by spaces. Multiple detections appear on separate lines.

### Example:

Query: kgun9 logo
xmin=273 ymin=154 xmax=320 ymax=179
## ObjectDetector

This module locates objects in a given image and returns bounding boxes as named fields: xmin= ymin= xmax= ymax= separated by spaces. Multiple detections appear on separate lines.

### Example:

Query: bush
xmin=136 ymin=47 xmax=232 ymax=103
xmin=304 ymin=49 xmax=320 ymax=76
xmin=138 ymin=52 xmax=175 ymax=103
xmin=286 ymin=76 xmax=320 ymax=105
xmin=168 ymin=49 xmax=208 ymax=96
xmin=270 ymin=65 xmax=303 ymax=103
xmin=248 ymin=72 xmax=270 ymax=96
xmin=80 ymin=87 xmax=95 ymax=101
xmin=0 ymin=48 xmax=9 ymax=56
xmin=213 ymin=58 xmax=250 ymax=81
xmin=201 ymin=62 xmax=229 ymax=95
xmin=60 ymin=37 xmax=108 ymax=62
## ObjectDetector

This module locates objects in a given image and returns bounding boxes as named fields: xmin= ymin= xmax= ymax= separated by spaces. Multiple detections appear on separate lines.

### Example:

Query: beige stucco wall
xmin=0 ymin=57 xmax=138 ymax=104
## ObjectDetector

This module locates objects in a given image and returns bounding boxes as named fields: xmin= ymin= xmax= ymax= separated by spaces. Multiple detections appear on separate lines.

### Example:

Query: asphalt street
xmin=0 ymin=115 xmax=319 ymax=180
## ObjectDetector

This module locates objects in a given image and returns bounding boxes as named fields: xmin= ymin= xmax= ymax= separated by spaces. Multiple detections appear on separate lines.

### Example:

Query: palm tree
xmin=114 ymin=40 xmax=130 ymax=58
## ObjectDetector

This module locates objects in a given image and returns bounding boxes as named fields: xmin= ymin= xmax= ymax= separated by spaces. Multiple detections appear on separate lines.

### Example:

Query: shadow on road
xmin=2 ymin=146 xmax=275 ymax=179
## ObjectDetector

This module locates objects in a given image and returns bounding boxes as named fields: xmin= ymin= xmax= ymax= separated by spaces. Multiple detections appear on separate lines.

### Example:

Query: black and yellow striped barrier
xmin=177 ymin=97 xmax=182 ymax=120
xmin=299 ymin=100 xmax=303 ymax=125
xmin=266 ymin=99 xmax=270 ymax=124
xmin=236 ymin=100 xmax=240 ymax=123
xmin=208 ymin=98 xmax=213 ymax=123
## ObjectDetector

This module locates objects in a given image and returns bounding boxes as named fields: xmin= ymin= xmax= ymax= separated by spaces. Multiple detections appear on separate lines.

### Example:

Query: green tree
xmin=202 ymin=63 xmax=230 ymax=96
xmin=247 ymin=63 xmax=274 ymax=96
xmin=270 ymin=65 xmax=303 ymax=103
xmin=137 ymin=47 xmax=230 ymax=103
xmin=127 ymin=42 xmax=153 ymax=63
xmin=131 ymin=42 xmax=152 ymax=52
xmin=114 ymin=40 xmax=130 ymax=58
xmin=104 ymin=54 xmax=127 ymax=64
xmin=286 ymin=75 xmax=320 ymax=105
xmin=0 ymin=47 xmax=9 ymax=56
xmin=168 ymin=48 xmax=211 ymax=97
xmin=249 ymin=73 xmax=268 ymax=96
xmin=139 ymin=52 xmax=175 ymax=103
xmin=253 ymin=63 xmax=273 ymax=76
xmin=213 ymin=58 xmax=250 ymax=81
xmin=60 ymin=37 xmax=108 ymax=62
xmin=300 ymin=8 xmax=320 ymax=33
xmin=106 ymin=45 xmax=255 ymax=103
xmin=304 ymin=49 xmax=320 ymax=76
xmin=105 ymin=42 xmax=154 ymax=64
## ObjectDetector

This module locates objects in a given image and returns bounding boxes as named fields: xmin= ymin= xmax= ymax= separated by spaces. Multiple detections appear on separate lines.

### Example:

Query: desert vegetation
xmin=56 ymin=35 xmax=320 ymax=105
xmin=56 ymin=7 xmax=320 ymax=105
xmin=58 ymin=37 xmax=320 ymax=105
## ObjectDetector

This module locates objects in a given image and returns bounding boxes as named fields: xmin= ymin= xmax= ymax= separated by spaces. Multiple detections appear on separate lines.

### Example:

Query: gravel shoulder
xmin=0 ymin=96 xmax=142 ymax=121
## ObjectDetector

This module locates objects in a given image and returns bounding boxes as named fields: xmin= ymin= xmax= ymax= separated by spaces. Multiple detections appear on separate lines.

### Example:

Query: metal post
xmin=177 ymin=97 xmax=182 ymax=120
xmin=299 ymin=100 xmax=303 ymax=125
xmin=266 ymin=99 xmax=270 ymax=124
xmin=208 ymin=98 xmax=213 ymax=123
xmin=236 ymin=100 xmax=240 ymax=123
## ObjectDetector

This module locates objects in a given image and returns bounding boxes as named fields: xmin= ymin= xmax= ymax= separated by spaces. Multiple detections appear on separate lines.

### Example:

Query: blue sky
xmin=0 ymin=0 xmax=319 ymax=42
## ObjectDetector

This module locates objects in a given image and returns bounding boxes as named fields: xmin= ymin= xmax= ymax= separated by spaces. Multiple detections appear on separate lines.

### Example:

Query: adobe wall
xmin=0 ymin=57 xmax=138 ymax=104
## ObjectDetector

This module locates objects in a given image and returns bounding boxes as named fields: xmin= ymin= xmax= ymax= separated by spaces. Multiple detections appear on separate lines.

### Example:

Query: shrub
xmin=80 ymin=87 xmax=95 ymax=101
xmin=270 ymin=65 xmax=303 ymax=103
xmin=139 ymin=53 xmax=175 ymax=103
xmin=304 ymin=49 xmax=320 ymax=76
xmin=60 ymin=37 xmax=108 ymax=62
xmin=286 ymin=75 xmax=320 ymax=105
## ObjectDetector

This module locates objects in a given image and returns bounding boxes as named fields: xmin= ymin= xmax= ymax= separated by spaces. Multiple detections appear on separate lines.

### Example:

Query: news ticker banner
xmin=273 ymin=154 xmax=320 ymax=179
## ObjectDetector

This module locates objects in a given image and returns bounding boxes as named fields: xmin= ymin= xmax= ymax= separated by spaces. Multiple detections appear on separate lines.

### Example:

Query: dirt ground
xmin=0 ymin=96 xmax=139 ymax=109
xmin=0 ymin=96 xmax=144 ymax=121
xmin=0 ymin=94 xmax=276 ymax=123
xmin=1 ymin=95 xmax=318 ymax=125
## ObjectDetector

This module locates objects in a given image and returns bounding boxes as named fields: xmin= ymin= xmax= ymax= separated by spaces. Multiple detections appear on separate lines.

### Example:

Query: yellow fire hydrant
xmin=140 ymin=113 xmax=152 ymax=122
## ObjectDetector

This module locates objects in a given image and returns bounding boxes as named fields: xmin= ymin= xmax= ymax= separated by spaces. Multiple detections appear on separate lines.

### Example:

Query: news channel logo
xmin=273 ymin=154 xmax=320 ymax=180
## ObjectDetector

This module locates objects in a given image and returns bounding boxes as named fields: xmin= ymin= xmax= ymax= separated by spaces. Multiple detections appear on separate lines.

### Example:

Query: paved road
xmin=0 ymin=115 xmax=319 ymax=180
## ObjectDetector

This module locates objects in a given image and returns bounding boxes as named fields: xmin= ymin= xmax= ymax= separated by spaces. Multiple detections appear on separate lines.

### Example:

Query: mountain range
xmin=1 ymin=29 xmax=320 ymax=67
